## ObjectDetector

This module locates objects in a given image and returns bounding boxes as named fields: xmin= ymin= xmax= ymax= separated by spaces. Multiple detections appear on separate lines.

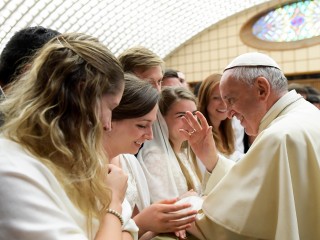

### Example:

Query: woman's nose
xmin=144 ymin=127 xmax=153 ymax=140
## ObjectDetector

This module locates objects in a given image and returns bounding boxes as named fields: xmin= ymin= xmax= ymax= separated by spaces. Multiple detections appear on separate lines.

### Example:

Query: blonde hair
xmin=159 ymin=87 xmax=202 ymax=190
xmin=0 ymin=33 xmax=124 ymax=235
xmin=197 ymin=74 xmax=235 ymax=155
xmin=118 ymin=46 xmax=164 ymax=73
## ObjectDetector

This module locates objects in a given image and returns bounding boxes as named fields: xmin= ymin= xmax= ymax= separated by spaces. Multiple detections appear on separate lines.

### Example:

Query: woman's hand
xmin=133 ymin=198 xmax=197 ymax=236
xmin=180 ymin=111 xmax=219 ymax=172
xmin=95 ymin=164 xmax=130 ymax=240
xmin=104 ymin=164 xmax=128 ymax=205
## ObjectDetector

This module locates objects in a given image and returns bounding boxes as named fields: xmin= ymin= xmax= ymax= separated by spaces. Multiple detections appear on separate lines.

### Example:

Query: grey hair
xmin=227 ymin=66 xmax=288 ymax=94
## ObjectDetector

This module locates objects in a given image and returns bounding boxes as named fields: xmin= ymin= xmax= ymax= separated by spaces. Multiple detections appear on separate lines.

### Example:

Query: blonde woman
xmin=0 ymin=33 xmax=137 ymax=240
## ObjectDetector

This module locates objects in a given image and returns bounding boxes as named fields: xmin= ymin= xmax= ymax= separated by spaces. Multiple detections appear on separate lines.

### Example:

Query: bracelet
xmin=106 ymin=208 xmax=124 ymax=226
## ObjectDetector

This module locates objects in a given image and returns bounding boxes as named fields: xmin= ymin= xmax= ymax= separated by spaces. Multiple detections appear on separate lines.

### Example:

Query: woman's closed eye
xmin=177 ymin=113 xmax=186 ymax=118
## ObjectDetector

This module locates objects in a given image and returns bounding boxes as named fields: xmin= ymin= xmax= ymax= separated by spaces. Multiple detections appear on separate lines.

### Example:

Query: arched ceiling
xmin=0 ymin=0 xmax=271 ymax=58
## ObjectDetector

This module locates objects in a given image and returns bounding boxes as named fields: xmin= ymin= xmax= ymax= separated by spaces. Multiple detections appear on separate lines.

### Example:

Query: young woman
xmin=104 ymin=74 xmax=198 ymax=240
xmin=138 ymin=87 xmax=220 ymax=203
xmin=197 ymin=73 xmax=244 ymax=161
xmin=0 ymin=33 xmax=137 ymax=240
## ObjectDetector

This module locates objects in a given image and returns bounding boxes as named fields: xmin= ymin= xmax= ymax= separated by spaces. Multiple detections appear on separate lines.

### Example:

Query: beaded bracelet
xmin=106 ymin=208 xmax=124 ymax=226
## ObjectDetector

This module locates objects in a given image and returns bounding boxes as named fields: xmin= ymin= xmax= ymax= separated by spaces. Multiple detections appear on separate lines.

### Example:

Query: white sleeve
xmin=203 ymin=155 xmax=235 ymax=195
xmin=0 ymin=156 xmax=89 ymax=240
xmin=121 ymin=198 xmax=139 ymax=240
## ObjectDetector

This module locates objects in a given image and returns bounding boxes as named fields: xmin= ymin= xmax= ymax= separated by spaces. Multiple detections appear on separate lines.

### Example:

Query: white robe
xmin=196 ymin=91 xmax=320 ymax=240
xmin=0 ymin=137 xmax=138 ymax=240
xmin=120 ymin=154 xmax=151 ymax=211
xmin=137 ymin=111 xmax=203 ymax=203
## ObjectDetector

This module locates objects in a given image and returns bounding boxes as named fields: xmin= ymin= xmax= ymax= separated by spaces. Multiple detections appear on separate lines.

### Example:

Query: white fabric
xmin=203 ymin=155 xmax=235 ymax=195
xmin=138 ymin=111 xmax=188 ymax=202
xmin=200 ymin=91 xmax=320 ymax=240
xmin=120 ymin=154 xmax=151 ymax=211
xmin=177 ymin=149 xmax=202 ymax=193
xmin=224 ymin=52 xmax=281 ymax=71
xmin=231 ymin=117 xmax=245 ymax=154
xmin=0 ymin=137 xmax=138 ymax=240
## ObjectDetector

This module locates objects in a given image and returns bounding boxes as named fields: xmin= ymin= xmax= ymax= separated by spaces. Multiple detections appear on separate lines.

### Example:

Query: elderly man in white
xmin=180 ymin=52 xmax=320 ymax=240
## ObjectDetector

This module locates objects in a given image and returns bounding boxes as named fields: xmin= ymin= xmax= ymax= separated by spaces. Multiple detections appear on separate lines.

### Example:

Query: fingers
xmin=175 ymin=230 xmax=187 ymax=239
xmin=172 ymin=209 xmax=198 ymax=220
xmin=168 ymin=213 xmax=197 ymax=228
xmin=194 ymin=111 xmax=210 ymax=130
xmin=157 ymin=198 xmax=179 ymax=204
xmin=181 ymin=111 xmax=209 ymax=133
xmin=182 ymin=111 xmax=200 ymax=131
xmin=158 ymin=202 xmax=192 ymax=213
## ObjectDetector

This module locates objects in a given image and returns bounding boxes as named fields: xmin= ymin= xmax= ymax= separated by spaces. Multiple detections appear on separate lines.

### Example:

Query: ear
xmin=254 ymin=77 xmax=270 ymax=101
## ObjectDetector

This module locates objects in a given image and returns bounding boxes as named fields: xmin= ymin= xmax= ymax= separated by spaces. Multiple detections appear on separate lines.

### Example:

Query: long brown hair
xmin=197 ymin=74 xmax=235 ymax=155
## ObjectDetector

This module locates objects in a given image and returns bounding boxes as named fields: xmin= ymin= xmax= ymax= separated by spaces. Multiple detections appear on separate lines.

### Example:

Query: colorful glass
xmin=252 ymin=0 xmax=320 ymax=42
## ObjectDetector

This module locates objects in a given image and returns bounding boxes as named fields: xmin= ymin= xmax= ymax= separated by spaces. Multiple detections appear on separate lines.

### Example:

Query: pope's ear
xmin=254 ymin=77 xmax=270 ymax=101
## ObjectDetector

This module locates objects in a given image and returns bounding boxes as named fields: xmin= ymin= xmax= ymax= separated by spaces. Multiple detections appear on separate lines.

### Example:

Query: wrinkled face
xmin=100 ymin=83 xmax=124 ymax=132
xmin=162 ymin=77 xmax=183 ymax=88
xmin=134 ymin=65 xmax=163 ymax=92
xmin=220 ymin=71 xmax=266 ymax=136
xmin=207 ymin=83 xmax=228 ymax=126
xmin=105 ymin=105 xmax=158 ymax=157
xmin=164 ymin=99 xmax=197 ymax=144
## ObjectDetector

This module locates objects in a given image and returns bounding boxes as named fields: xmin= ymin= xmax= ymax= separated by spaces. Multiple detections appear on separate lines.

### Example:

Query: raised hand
xmin=179 ymin=111 xmax=219 ymax=172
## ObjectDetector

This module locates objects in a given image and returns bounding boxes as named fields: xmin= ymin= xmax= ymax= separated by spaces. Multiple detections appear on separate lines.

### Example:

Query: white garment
xmin=177 ymin=149 xmax=202 ymax=193
xmin=231 ymin=117 xmax=245 ymax=154
xmin=199 ymin=91 xmax=320 ymax=240
xmin=120 ymin=154 xmax=151 ymax=211
xmin=0 ymin=137 xmax=138 ymax=240
xmin=138 ymin=111 xmax=208 ymax=203
xmin=138 ymin=111 xmax=186 ymax=202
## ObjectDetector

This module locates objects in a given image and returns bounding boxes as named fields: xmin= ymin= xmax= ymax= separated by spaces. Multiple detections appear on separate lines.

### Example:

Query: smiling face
xmin=105 ymin=105 xmax=158 ymax=158
xmin=207 ymin=83 xmax=228 ymax=127
xmin=163 ymin=99 xmax=197 ymax=151
xmin=220 ymin=71 xmax=267 ymax=136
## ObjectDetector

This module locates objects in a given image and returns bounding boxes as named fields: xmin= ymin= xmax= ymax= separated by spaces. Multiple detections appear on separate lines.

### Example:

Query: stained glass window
xmin=252 ymin=0 xmax=320 ymax=42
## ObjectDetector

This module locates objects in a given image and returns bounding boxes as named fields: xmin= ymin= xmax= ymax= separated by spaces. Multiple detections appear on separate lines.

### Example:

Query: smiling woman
xmin=104 ymin=73 xmax=159 ymax=158
xmin=138 ymin=87 xmax=207 ymax=204
xmin=197 ymin=73 xmax=244 ymax=162
xmin=103 ymin=74 xmax=198 ymax=240
xmin=0 ymin=32 xmax=138 ymax=240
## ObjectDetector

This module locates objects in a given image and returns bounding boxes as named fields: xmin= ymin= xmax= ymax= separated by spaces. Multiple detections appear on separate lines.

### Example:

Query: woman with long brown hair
xmin=197 ymin=73 xmax=244 ymax=161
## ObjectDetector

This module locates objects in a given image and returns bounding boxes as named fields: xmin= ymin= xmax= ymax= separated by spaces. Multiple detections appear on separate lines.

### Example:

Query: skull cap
xmin=224 ymin=52 xmax=281 ymax=72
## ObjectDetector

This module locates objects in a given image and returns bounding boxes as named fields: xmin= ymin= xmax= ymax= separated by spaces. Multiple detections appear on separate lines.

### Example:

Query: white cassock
xmin=194 ymin=91 xmax=320 ymax=240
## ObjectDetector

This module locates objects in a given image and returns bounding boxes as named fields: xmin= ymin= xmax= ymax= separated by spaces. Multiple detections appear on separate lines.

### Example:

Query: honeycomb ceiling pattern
xmin=0 ymin=0 xmax=271 ymax=58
